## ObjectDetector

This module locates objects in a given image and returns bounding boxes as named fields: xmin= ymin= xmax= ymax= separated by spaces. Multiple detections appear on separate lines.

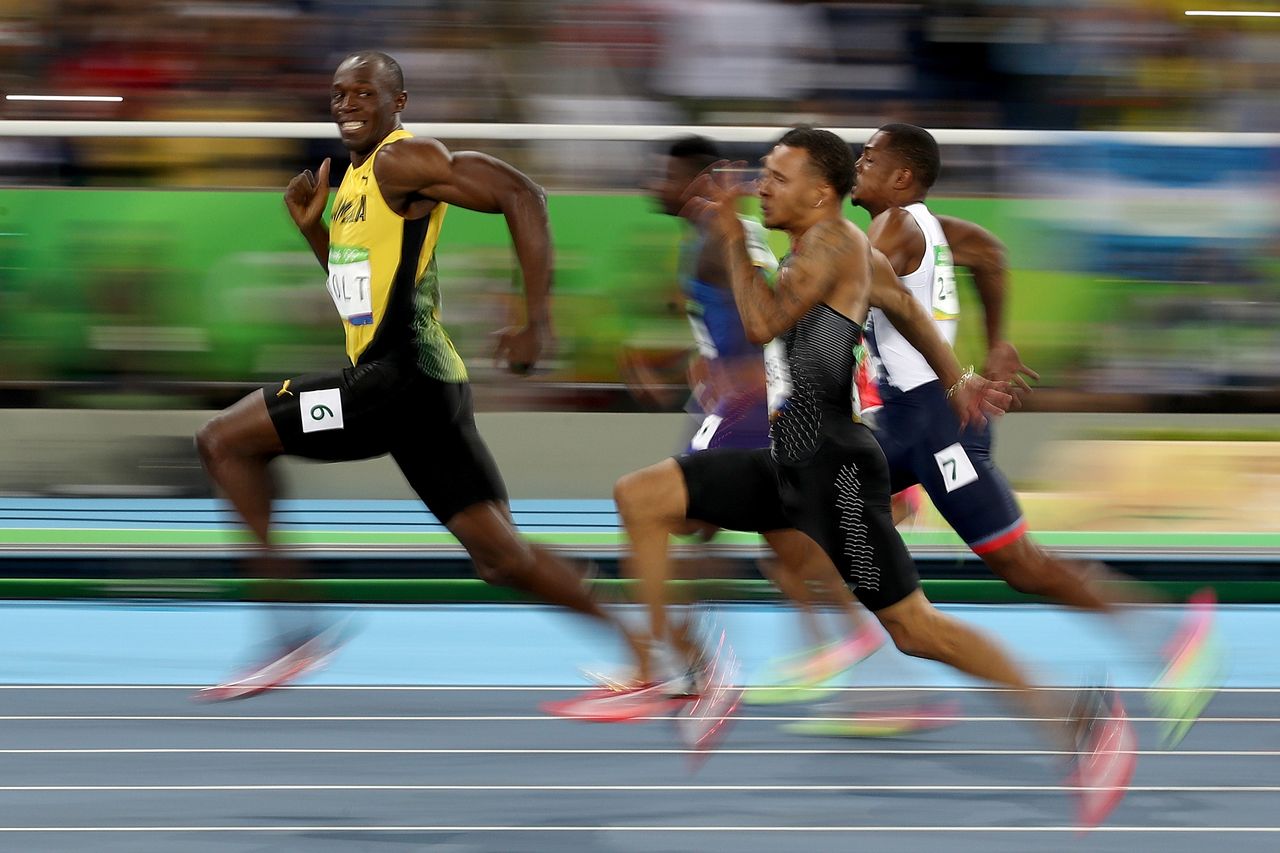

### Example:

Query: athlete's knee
xmin=194 ymin=415 xmax=234 ymax=471
xmin=612 ymin=470 xmax=652 ymax=522
xmin=880 ymin=602 xmax=958 ymax=662
xmin=614 ymin=461 xmax=683 ymax=526
xmin=195 ymin=393 xmax=278 ymax=472
xmin=883 ymin=618 xmax=925 ymax=659
xmin=470 ymin=536 xmax=537 ymax=587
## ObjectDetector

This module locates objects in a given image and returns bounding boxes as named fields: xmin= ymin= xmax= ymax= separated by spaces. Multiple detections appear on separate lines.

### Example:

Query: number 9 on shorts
xmin=299 ymin=388 xmax=345 ymax=433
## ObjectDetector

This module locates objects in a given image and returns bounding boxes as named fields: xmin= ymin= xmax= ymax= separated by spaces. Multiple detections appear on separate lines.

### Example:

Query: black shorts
xmin=264 ymin=357 xmax=507 ymax=524
xmin=676 ymin=427 xmax=919 ymax=611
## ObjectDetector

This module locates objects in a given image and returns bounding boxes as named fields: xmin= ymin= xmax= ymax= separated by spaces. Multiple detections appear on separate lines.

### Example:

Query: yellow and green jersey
xmin=326 ymin=128 xmax=467 ymax=381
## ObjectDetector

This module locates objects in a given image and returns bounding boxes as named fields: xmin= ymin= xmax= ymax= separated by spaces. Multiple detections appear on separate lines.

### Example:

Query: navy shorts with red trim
xmin=873 ymin=380 xmax=1026 ymax=555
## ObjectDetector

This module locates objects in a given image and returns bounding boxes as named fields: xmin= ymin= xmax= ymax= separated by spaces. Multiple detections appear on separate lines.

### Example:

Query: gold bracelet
xmin=945 ymin=366 xmax=975 ymax=399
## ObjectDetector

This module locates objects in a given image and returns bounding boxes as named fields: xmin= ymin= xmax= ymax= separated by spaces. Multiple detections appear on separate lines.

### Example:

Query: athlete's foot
xmin=744 ymin=625 xmax=884 ymax=705
xmin=548 ymin=637 xmax=699 ymax=721
xmin=675 ymin=630 xmax=743 ymax=760
xmin=783 ymin=694 xmax=962 ymax=738
xmin=540 ymin=681 xmax=692 ymax=722
xmin=1069 ymin=688 xmax=1137 ymax=830
xmin=1151 ymin=588 xmax=1223 ymax=748
xmin=579 ymin=658 xmax=699 ymax=696
xmin=196 ymin=622 xmax=347 ymax=702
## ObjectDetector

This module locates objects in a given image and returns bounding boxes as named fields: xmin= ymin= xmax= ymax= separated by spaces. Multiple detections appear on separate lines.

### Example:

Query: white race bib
xmin=690 ymin=414 xmax=723 ymax=451
xmin=763 ymin=338 xmax=792 ymax=418
xmin=299 ymin=388 xmax=345 ymax=434
xmin=933 ymin=442 xmax=978 ymax=493
xmin=327 ymin=245 xmax=374 ymax=326
xmin=932 ymin=244 xmax=959 ymax=320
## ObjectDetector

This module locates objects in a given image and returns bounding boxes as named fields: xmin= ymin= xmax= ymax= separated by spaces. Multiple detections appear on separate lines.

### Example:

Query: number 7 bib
xmin=933 ymin=442 xmax=978 ymax=493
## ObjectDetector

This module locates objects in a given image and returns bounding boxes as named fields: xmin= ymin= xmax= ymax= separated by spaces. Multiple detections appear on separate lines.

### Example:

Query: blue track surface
xmin=0 ymin=601 xmax=1271 ymax=688
xmin=0 ymin=498 xmax=618 ymax=532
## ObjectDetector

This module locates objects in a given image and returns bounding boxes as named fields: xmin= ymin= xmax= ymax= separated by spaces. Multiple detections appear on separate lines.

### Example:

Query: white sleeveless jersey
xmin=866 ymin=202 xmax=960 ymax=391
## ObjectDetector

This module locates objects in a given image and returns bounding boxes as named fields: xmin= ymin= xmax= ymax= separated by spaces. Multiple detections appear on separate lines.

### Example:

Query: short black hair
xmin=340 ymin=51 xmax=405 ymax=93
xmin=776 ymin=126 xmax=856 ymax=197
xmin=666 ymin=135 xmax=720 ymax=173
xmin=878 ymin=123 xmax=941 ymax=190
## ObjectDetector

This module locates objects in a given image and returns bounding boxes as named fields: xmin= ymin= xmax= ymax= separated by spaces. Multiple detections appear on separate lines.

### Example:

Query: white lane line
xmin=4 ymin=95 xmax=125 ymax=102
xmin=0 ymin=685 xmax=1274 ymax=693
xmin=0 ymin=747 xmax=1274 ymax=756
xmin=0 ymin=784 xmax=1276 ymax=793
xmin=0 ymin=715 xmax=1271 ymax=723
xmin=1186 ymin=10 xmax=1280 ymax=18
xmin=0 ymin=825 xmax=1276 ymax=833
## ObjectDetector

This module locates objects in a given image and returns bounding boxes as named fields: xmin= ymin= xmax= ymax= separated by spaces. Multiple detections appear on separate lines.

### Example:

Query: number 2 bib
xmin=932 ymin=244 xmax=959 ymax=320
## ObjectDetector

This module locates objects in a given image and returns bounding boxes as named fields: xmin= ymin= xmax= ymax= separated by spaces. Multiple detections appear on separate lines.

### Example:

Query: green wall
xmin=0 ymin=189 xmax=1097 ymax=389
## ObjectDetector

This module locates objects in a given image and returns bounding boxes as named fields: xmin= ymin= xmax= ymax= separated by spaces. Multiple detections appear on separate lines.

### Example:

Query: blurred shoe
xmin=1070 ymin=688 xmax=1136 ymax=830
xmin=1152 ymin=588 xmax=1223 ymax=748
xmin=579 ymin=641 xmax=698 ymax=694
xmin=541 ymin=680 xmax=692 ymax=722
xmin=196 ymin=621 xmax=346 ymax=702
xmin=579 ymin=665 xmax=642 ymax=693
xmin=744 ymin=624 xmax=883 ymax=706
xmin=675 ymin=631 xmax=743 ymax=757
xmin=783 ymin=696 xmax=962 ymax=738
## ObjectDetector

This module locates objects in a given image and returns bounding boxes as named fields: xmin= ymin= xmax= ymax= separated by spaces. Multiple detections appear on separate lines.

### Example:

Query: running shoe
xmin=542 ymin=663 xmax=699 ymax=722
xmin=743 ymin=625 xmax=883 ymax=705
xmin=783 ymin=695 xmax=962 ymax=738
xmin=1151 ymin=588 xmax=1223 ymax=748
xmin=1069 ymin=688 xmax=1137 ymax=830
xmin=196 ymin=622 xmax=347 ymax=702
xmin=541 ymin=681 xmax=692 ymax=722
xmin=578 ymin=638 xmax=700 ymax=695
xmin=674 ymin=630 xmax=743 ymax=756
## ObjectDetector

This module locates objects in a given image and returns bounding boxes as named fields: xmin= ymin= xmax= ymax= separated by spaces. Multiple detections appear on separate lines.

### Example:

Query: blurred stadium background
xmin=0 ymin=0 xmax=1277 ymax=542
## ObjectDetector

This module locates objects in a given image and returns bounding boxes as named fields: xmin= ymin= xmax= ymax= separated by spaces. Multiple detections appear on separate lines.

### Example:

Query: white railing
xmin=0 ymin=121 xmax=1277 ymax=146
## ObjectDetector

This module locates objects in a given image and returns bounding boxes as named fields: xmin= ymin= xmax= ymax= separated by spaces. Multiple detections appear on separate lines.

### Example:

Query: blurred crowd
xmin=2 ymin=0 xmax=1278 ymax=188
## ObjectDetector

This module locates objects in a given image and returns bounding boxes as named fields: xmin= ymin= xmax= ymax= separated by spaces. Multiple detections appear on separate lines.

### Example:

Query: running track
xmin=0 ymin=600 xmax=1275 ymax=851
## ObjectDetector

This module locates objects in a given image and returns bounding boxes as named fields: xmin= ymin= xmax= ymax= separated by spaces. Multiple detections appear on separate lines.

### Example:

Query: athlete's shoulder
xmin=828 ymin=217 xmax=870 ymax=249
xmin=801 ymin=216 xmax=844 ymax=243
xmin=794 ymin=218 xmax=867 ymax=267
xmin=868 ymin=206 xmax=925 ymax=275
xmin=805 ymin=217 xmax=867 ymax=250
xmin=373 ymin=136 xmax=451 ymax=184
xmin=868 ymin=206 xmax=922 ymax=241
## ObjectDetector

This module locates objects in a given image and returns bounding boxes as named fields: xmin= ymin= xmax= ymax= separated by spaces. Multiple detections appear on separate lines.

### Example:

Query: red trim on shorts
xmin=969 ymin=518 xmax=1029 ymax=555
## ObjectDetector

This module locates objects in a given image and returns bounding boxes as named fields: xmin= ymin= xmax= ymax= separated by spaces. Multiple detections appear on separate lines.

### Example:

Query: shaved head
xmin=338 ymin=51 xmax=404 ymax=93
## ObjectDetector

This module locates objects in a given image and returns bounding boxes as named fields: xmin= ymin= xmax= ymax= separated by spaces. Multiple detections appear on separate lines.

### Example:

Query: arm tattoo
xmin=728 ymin=219 xmax=843 ymax=340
